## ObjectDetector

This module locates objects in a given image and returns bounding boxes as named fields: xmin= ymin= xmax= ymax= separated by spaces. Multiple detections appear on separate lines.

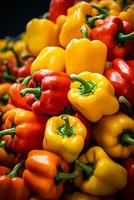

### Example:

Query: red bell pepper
xmin=20 ymin=69 xmax=71 ymax=115
xmin=17 ymin=57 xmax=34 ymax=77
xmin=104 ymin=58 xmax=134 ymax=110
xmin=121 ymin=156 xmax=134 ymax=200
xmin=49 ymin=0 xmax=74 ymax=22
xmin=90 ymin=16 xmax=134 ymax=60
xmin=0 ymin=108 xmax=48 ymax=153
xmin=9 ymin=76 xmax=31 ymax=110
xmin=0 ymin=160 xmax=31 ymax=200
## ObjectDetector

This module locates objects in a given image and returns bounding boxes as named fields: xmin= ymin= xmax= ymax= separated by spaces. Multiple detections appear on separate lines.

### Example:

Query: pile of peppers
xmin=1 ymin=0 xmax=134 ymax=199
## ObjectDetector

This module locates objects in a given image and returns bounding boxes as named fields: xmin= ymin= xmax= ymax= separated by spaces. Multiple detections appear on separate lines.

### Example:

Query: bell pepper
xmin=74 ymin=112 xmax=92 ymax=151
xmin=121 ymin=156 xmax=134 ymax=200
xmin=90 ymin=16 xmax=134 ymax=60
xmin=9 ymin=76 xmax=31 ymax=110
xmin=0 ymin=165 xmax=11 ymax=175
xmin=25 ymin=18 xmax=58 ymax=56
xmin=43 ymin=114 xmax=87 ymax=163
xmin=0 ymin=83 xmax=11 ymax=113
xmin=104 ymin=58 xmax=134 ymax=107
xmin=93 ymin=112 xmax=134 ymax=158
xmin=17 ymin=57 xmax=34 ymax=78
xmin=0 ymin=160 xmax=31 ymax=200
xmin=12 ymin=40 xmax=30 ymax=59
xmin=68 ymin=72 xmax=119 ymax=122
xmin=0 ymin=108 xmax=48 ymax=153
xmin=59 ymin=2 xmax=92 ymax=48
xmin=23 ymin=150 xmax=79 ymax=200
xmin=20 ymin=69 xmax=71 ymax=115
xmin=64 ymin=192 xmax=100 ymax=200
xmin=91 ymin=0 xmax=122 ymax=17
xmin=65 ymin=25 xmax=107 ymax=75
xmin=74 ymin=146 xmax=127 ymax=196
xmin=31 ymin=47 xmax=65 ymax=74
xmin=49 ymin=0 xmax=74 ymax=22
xmin=119 ymin=4 xmax=134 ymax=28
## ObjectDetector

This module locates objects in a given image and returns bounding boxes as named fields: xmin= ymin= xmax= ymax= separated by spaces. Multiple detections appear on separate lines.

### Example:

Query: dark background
xmin=0 ymin=0 xmax=50 ymax=38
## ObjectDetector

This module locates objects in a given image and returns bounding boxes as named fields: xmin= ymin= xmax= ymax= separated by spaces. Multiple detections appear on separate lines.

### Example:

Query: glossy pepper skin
xmin=0 ymin=108 xmax=48 ymax=153
xmin=119 ymin=4 xmax=134 ymax=28
xmin=65 ymin=36 xmax=107 ymax=75
xmin=43 ymin=114 xmax=87 ymax=163
xmin=31 ymin=47 xmax=65 ymax=74
xmin=121 ymin=156 xmax=134 ymax=200
xmin=0 ymin=161 xmax=31 ymax=200
xmin=23 ymin=150 xmax=78 ymax=200
xmin=0 ymin=83 xmax=11 ymax=114
xmin=104 ymin=58 xmax=134 ymax=106
xmin=9 ymin=76 xmax=31 ymax=110
xmin=49 ymin=0 xmax=74 ymax=23
xmin=74 ymin=146 xmax=127 ymax=196
xmin=17 ymin=57 xmax=34 ymax=78
xmin=64 ymin=192 xmax=100 ymax=200
xmin=20 ymin=69 xmax=71 ymax=115
xmin=90 ymin=16 xmax=134 ymax=60
xmin=93 ymin=112 xmax=134 ymax=158
xmin=25 ymin=18 xmax=58 ymax=56
xmin=59 ymin=2 xmax=92 ymax=48
xmin=68 ymin=72 xmax=119 ymax=122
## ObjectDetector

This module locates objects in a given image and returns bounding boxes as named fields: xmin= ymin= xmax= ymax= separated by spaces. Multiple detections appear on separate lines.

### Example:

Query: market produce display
xmin=0 ymin=0 xmax=134 ymax=199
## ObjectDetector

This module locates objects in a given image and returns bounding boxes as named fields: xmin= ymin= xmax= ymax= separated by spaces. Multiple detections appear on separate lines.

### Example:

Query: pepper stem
xmin=20 ymin=87 xmax=41 ymax=99
xmin=21 ymin=76 xmax=32 ymax=87
xmin=0 ymin=127 xmax=15 ymax=137
xmin=119 ymin=132 xmax=134 ymax=146
xmin=55 ymin=171 xmax=79 ymax=185
xmin=3 ymin=70 xmax=16 ymax=81
xmin=86 ymin=14 xmax=105 ymax=28
xmin=75 ymin=160 xmax=94 ymax=180
xmin=117 ymin=31 xmax=134 ymax=41
xmin=8 ymin=160 xmax=25 ymax=178
xmin=58 ymin=115 xmax=74 ymax=137
xmin=81 ymin=25 xmax=89 ymax=38
xmin=118 ymin=96 xmax=132 ymax=114
xmin=0 ymin=140 xmax=6 ymax=148
xmin=61 ymin=115 xmax=72 ymax=135
xmin=91 ymin=4 xmax=108 ymax=16
xmin=9 ymin=47 xmax=22 ymax=67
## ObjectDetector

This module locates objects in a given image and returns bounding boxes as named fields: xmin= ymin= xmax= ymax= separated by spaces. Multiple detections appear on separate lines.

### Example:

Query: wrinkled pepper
xmin=23 ymin=150 xmax=79 ymax=200
xmin=74 ymin=146 xmax=127 ymax=196
xmin=104 ymin=58 xmax=134 ymax=107
xmin=93 ymin=112 xmax=134 ymax=158
xmin=65 ymin=25 xmax=107 ymax=75
xmin=59 ymin=2 xmax=92 ymax=48
xmin=0 ymin=83 xmax=11 ymax=113
xmin=0 ymin=160 xmax=31 ymax=200
xmin=43 ymin=114 xmax=87 ymax=163
xmin=31 ymin=47 xmax=65 ymax=74
xmin=90 ymin=16 xmax=134 ymax=60
xmin=119 ymin=4 xmax=134 ymax=28
xmin=25 ymin=18 xmax=58 ymax=56
xmin=20 ymin=69 xmax=71 ymax=115
xmin=68 ymin=72 xmax=119 ymax=122
xmin=64 ymin=192 xmax=100 ymax=200
xmin=0 ymin=108 xmax=48 ymax=153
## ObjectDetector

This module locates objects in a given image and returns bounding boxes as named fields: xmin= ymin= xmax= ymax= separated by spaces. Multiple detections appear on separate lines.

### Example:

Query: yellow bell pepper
xmin=13 ymin=40 xmax=30 ymax=58
xmin=0 ymin=83 xmax=11 ymax=113
xmin=0 ymin=39 xmax=7 ymax=51
xmin=93 ymin=112 xmax=134 ymax=158
xmin=74 ymin=146 xmax=127 ymax=196
xmin=43 ymin=114 xmax=87 ymax=163
xmin=31 ymin=46 xmax=65 ymax=74
xmin=25 ymin=18 xmax=58 ymax=56
xmin=68 ymin=72 xmax=119 ymax=122
xmin=92 ymin=0 xmax=122 ymax=16
xmin=64 ymin=192 xmax=100 ymax=200
xmin=119 ymin=4 xmax=134 ymax=28
xmin=59 ymin=2 xmax=92 ymax=48
xmin=65 ymin=28 xmax=107 ymax=74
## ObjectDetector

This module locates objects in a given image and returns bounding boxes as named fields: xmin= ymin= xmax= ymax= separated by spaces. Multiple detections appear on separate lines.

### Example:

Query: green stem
xmin=118 ymin=96 xmax=132 ymax=114
xmin=42 ymin=12 xmax=49 ymax=19
xmin=21 ymin=76 xmax=32 ymax=87
xmin=0 ymin=140 xmax=6 ymax=148
xmin=119 ymin=132 xmax=134 ymax=146
xmin=91 ymin=4 xmax=108 ymax=16
xmin=58 ymin=115 xmax=74 ymax=137
xmin=75 ymin=160 xmax=94 ymax=180
xmin=117 ymin=31 xmax=134 ymax=41
xmin=0 ymin=127 xmax=15 ymax=137
xmin=20 ymin=87 xmax=41 ymax=99
xmin=81 ymin=25 xmax=89 ymax=38
xmin=86 ymin=14 xmax=106 ymax=28
xmin=55 ymin=171 xmax=79 ymax=185
xmin=8 ymin=160 xmax=25 ymax=178
xmin=3 ymin=70 xmax=16 ymax=81
xmin=0 ymin=93 xmax=10 ymax=105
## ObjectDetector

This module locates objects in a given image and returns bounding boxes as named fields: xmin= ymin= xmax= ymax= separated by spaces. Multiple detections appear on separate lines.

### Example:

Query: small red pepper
xmin=20 ymin=69 xmax=71 ymax=115
xmin=90 ymin=16 xmax=134 ymax=60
